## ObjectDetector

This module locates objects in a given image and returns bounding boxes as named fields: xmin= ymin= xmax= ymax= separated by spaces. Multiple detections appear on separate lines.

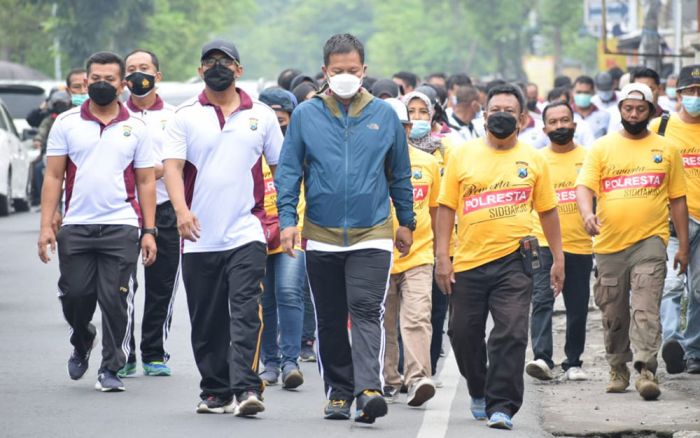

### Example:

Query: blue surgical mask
xmin=597 ymin=90 xmax=614 ymax=102
xmin=410 ymin=120 xmax=431 ymax=139
xmin=71 ymin=93 xmax=88 ymax=106
xmin=682 ymin=95 xmax=700 ymax=117
xmin=666 ymin=87 xmax=677 ymax=99
xmin=574 ymin=93 xmax=592 ymax=108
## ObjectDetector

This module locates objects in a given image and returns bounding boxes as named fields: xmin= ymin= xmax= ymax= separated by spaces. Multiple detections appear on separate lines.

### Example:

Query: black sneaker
xmin=355 ymin=390 xmax=388 ymax=424
xmin=67 ymin=326 xmax=97 ymax=380
xmin=324 ymin=399 xmax=352 ymax=420
xmin=94 ymin=370 xmax=125 ymax=392
xmin=196 ymin=395 xmax=235 ymax=414
xmin=662 ymin=340 xmax=686 ymax=374
xmin=234 ymin=391 xmax=265 ymax=417
xmin=299 ymin=340 xmax=316 ymax=362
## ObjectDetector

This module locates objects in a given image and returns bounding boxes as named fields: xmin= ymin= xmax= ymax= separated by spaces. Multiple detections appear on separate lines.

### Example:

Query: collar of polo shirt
xmin=127 ymin=94 xmax=165 ymax=112
xmin=79 ymin=99 xmax=129 ymax=126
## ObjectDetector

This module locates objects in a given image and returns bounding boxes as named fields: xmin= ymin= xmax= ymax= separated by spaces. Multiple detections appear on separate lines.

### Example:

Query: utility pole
xmin=52 ymin=3 xmax=61 ymax=81
xmin=673 ymin=0 xmax=682 ymax=73
xmin=640 ymin=0 xmax=662 ymax=72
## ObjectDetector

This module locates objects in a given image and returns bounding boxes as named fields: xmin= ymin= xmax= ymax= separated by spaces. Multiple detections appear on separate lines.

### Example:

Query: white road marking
xmin=416 ymin=348 xmax=461 ymax=438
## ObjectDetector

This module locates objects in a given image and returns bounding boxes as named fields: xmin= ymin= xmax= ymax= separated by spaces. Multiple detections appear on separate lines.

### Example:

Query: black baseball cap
xmin=201 ymin=39 xmax=240 ymax=63
xmin=259 ymin=87 xmax=297 ymax=114
xmin=371 ymin=79 xmax=399 ymax=99
xmin=678 ymin=64 xmax=700 ymax=90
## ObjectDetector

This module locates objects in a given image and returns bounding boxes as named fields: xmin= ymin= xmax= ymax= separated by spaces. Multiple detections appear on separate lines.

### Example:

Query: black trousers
xmin=531 ymin=248 xmax=593 ymax=370
xmin=137 ymin=202 xmax=180 ymax=363
xmin=305 ymin=248 xmax=391 ymax=401
xmin=182 ymin=241 xmax=266 ymax=399
xmin=448 ymin=251 xmax=532 ymax=417
xmin=57 ymin=224 xmax=140 ymax=373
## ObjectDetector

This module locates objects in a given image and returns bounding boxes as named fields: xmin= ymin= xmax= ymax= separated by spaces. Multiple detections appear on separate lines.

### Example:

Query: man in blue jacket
xmin=275 ymin=33 xmax=415 ymax=424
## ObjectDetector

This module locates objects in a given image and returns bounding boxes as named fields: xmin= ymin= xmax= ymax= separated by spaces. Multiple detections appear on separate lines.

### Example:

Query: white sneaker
xmin=565 ymin=367 xmax=588 ymax=381
xmin=525 ymin=359 xmax=553 ymax=381
xmin=406 ymin=378 xmax=436 ymax=407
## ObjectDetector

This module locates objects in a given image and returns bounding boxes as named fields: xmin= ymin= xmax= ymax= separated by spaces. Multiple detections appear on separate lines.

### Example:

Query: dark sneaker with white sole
xmin=282 ymin=363 xmax=304 ymax=389
xmin=407 ymin=378 xmax=436 ymax=407
xmin=67 ymin=325 xmax=97 ymax=381
xmin=354 ymin=390 xmax=388 ymax=424
xmin=234 ymin=391 xmax=265 ymax=417
xmin=94 ymin=370 xmax=125 ymax=392
xmin=196 ymin=395 xmax=235 ymax=414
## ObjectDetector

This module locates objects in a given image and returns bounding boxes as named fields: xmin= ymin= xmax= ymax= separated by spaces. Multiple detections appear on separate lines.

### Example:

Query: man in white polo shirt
xmin=37 ymin=51 xmax=157 ymax=393
xmin=119 ymin=49 xmax=178 ymax=378
xmin=163 ymin=40 xmax=283 ymax=417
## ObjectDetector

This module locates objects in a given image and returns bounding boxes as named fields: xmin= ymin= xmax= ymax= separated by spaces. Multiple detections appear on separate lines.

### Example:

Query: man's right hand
xmin=435 ymin=255 xmax=455 ymax=295
xmin=176 ymin=209 xmax=201 ymax=242
xmin=583 ymin=213 xmax=601 ymax=236
xmin=281 ymin=227 xmax=300 ymax=257
xmin=38 ymin=226 xmax=56 ymax=263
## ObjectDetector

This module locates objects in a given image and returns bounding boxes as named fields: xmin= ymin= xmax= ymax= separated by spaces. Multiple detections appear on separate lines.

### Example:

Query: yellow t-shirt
xmin=438 ymin=138 xmax=558 ymax=272
xmin=532 ymin=146 xmax=592 ymax=254
xmin=392 ymin=147 xmax=441 ymax=274
xmin=576 ymin=132 xmax=686 ymax=254
xmin=650 ymin=114 xmax=700 ymax=220
xmin=263 ymin=158 xmax=305 ymax=255
xmin=436 ymin=139 xmax=459 ymax=257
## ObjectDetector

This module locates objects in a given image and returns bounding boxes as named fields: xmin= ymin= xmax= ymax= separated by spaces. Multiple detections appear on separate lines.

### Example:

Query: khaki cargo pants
xmin=594 ymin=236 xmax=667 ymax=373
xmin=383 ymin=264 xmax=433 ymax=389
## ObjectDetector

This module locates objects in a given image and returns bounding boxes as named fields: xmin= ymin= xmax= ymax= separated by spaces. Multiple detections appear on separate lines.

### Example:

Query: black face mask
xmin=88 ymin=81 xmax=118 ymax=106
xmin=486 ymin=112 xmax=518 ymax=139
xmin=204 ymin=64 xmax=235 ymax=92
xmin=280 ymin=125 xmax=287 ymax=136
xmin=547 ymin=127 xmax=576 ymax=145
xmin=621 ymin=118 xmax=649 ymax=135
xmin=526 ymin=100 xmax=538 ymax=112
xmin=126 ymin=72 xmax=156 ymax=97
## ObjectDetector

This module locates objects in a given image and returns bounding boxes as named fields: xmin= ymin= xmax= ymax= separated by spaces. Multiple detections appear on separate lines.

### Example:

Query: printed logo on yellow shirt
xmin=413 ymin=184 xmax=429 ymax=201
xmin=463 ymin=184 xmax=532 ymax=215
xmin=413 ymin=169 xmax=423 ymax=180
xmin=602 ymin=171 xmax=665 ymax=195
xmin=264 ymin=177 xmax=276 ymax=195
xmin=517 ymin=161 xmax=529 ymax=178
xmin=652 ymin=149 xmax=663 ymax=164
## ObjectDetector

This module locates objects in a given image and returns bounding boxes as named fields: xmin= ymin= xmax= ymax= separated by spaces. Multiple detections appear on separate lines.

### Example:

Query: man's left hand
xmin=141 ymin=234 xmax=157 ymax=267
xmin=395 ymin=226 xmax=413 ymax=257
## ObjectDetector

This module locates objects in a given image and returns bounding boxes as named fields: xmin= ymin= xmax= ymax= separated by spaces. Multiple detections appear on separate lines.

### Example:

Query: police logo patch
xmin=141 ymin=78 xmax=151 ymax=88
xmin=123 ymin=125 xmax=133 ymax=137
xmin=652 ymin=149 xmax=663 ymax=164
xmin=412 ymin=169 xmax=423 ymax=180
xmin=249 ymin=118 xmax=259 ymax=131
xmin=516 ymin=161 xmax=529 ymax=179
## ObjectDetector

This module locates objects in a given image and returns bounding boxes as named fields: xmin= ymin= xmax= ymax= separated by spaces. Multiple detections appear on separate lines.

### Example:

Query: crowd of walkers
xmin=34 ymin=32 xmax=700 ymax=431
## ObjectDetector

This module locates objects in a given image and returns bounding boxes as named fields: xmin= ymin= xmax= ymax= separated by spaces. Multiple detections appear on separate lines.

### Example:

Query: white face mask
xmin=328 ymin=73 xmax=362 ymax=99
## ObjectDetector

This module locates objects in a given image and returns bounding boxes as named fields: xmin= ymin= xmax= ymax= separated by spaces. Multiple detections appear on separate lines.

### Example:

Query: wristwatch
xmin=141 ymin=227 xmax=158 ymax=238
xmin=402 ymin=220 xmax=417 ymax=231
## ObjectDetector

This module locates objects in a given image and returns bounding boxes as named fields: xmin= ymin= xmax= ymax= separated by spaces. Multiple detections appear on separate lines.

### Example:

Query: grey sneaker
xmin=300 ymin=340 xmax=316 ymax=362
xmin=94 ymin=370 xmax=125 ymax=392
xmin=259 ymin=366 xmax=280 ymax=386
xmin=67 ymin=325 xmax=97 ymax=381
xmin=383 ymin=385 xmax=399 ymax=404
xmin=281 ymin=363 xmax=304 ymax=389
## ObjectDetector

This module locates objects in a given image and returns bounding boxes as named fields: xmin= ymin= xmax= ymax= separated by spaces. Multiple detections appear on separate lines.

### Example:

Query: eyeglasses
xmin=202 ymin=57 xmax=238 ymax=68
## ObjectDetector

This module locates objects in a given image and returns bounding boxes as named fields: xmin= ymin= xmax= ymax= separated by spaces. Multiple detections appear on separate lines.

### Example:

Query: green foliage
xmin=0 ymin=0 xmax=600 ymax=82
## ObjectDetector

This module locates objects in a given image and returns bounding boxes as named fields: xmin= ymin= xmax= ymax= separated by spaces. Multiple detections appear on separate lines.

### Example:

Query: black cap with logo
xmin=201 ymin=39 xmax=240 ymax=63
xmin=678 ymin=64 xmax=700 ymax=90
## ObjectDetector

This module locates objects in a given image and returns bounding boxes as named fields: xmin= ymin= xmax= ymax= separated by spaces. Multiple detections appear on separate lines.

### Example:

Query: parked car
xmin=0 ymin=98 xmax=31 ymax=216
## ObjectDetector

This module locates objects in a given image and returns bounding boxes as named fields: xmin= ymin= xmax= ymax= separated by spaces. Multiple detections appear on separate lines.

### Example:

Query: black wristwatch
xmin=141 ymin=227 xmax=158 ymax=239
xmin=402 ymin=220 xmax=417 ymax=231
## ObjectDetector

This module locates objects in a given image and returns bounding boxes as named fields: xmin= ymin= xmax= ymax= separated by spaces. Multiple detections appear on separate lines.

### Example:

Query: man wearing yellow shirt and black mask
xmin=526 ymin=101 xmax=593 ymax=383
xmin=576 ymin=83 xmax=689 ymax=401
xmin=650 ymin=65 xmax=700 ymax=375
xmin=381 ymin=98 xmax=440 ymax=407
xmin=436 ymin=84 xmax=565 ymax=431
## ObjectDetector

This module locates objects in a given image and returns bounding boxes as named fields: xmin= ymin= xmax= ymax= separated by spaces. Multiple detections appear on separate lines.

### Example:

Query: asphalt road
xmin=0 ymin=211 xmax=549 ymax=438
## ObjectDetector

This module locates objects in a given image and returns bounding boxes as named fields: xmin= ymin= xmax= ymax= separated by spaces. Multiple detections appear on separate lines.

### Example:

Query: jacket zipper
xmin=343 ymin=110 xmax=349 ymax=246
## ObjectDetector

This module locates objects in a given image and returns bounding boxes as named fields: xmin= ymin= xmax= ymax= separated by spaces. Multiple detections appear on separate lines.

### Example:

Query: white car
xmin=0 ymin=98 xmax=30 ymax=216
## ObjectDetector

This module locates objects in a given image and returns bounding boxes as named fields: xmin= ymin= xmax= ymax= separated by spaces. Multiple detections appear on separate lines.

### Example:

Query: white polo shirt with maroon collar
xmin=46 ymin=100 xmax=153 ymax=227
xmin=126 ymin=94 xmax=175 ymax=205
xmin=162 ymin=88 xmax=284 ymax=254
